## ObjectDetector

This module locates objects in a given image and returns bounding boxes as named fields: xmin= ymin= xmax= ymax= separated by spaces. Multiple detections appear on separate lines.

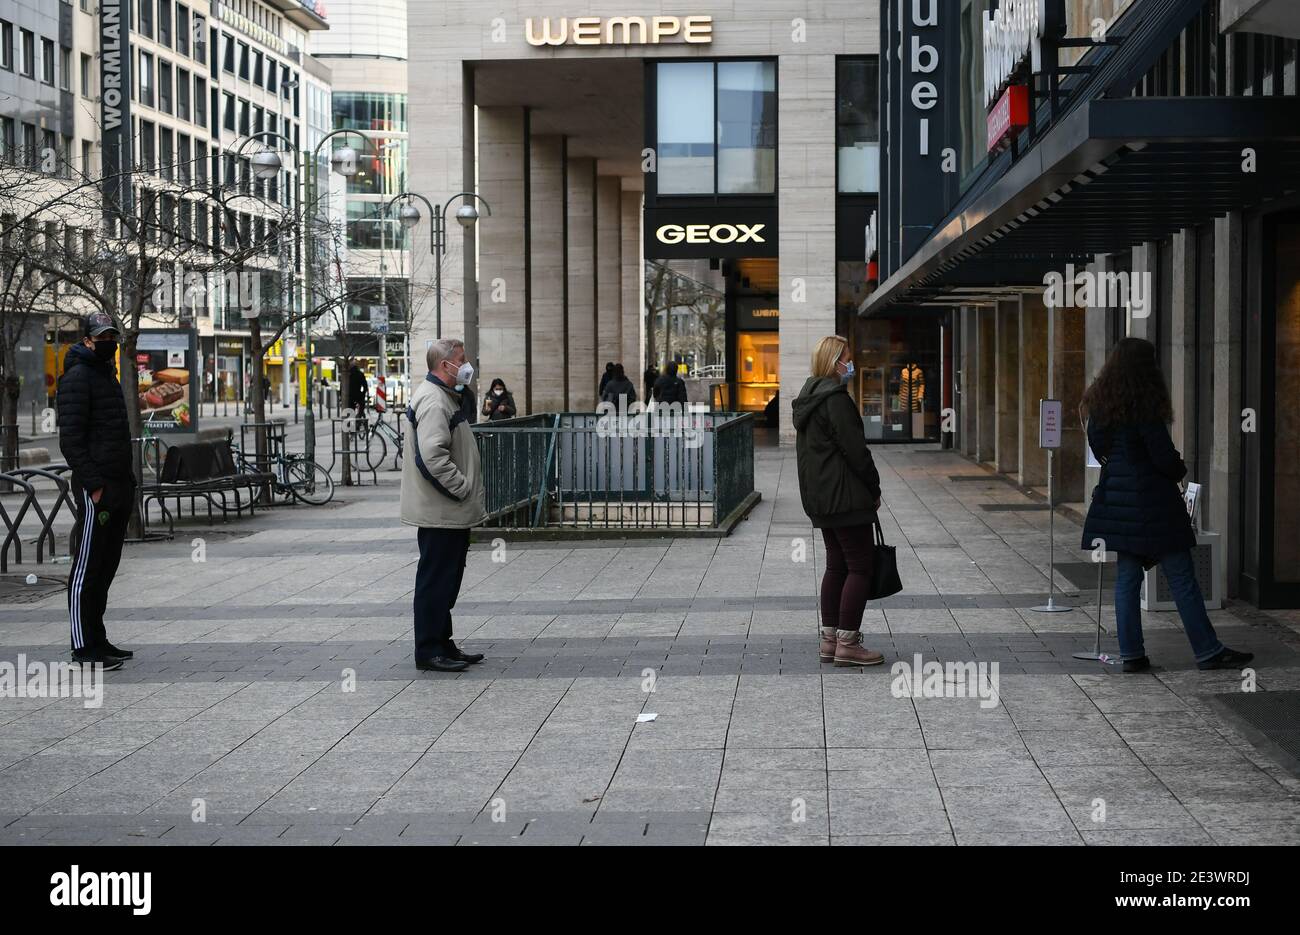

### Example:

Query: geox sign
xmin=525 ymin=15 xmax=713 ymax=46
xmin=644 ymin=207 xmax=777 ymax=259
xmin=99 ymin=0 xmax=134 ymax=223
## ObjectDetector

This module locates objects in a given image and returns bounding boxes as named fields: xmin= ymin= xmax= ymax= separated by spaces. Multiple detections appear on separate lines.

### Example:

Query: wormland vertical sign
xmin=99 ymin=0 xmax=134 ymax=225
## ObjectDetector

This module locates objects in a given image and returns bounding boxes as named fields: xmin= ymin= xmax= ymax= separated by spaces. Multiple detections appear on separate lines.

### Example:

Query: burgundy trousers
xmin=820 ymin=524 xmax=876 ymax=632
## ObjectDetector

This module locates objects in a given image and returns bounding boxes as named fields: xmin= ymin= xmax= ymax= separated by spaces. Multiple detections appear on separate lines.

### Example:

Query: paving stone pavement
xmin=2 ymin=444 xmax=1299 ymax=846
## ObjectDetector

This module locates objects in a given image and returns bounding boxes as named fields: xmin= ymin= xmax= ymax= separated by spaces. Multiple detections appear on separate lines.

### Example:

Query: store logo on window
xmin=525 ymin=15 xmax=713 ymax=46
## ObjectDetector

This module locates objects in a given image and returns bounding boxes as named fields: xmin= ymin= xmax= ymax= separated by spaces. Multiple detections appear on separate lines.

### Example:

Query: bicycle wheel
xmin=285 ymin=458 xmax=334 ymax=505
xmin=365 ymin=426 xmax=388 ymax=471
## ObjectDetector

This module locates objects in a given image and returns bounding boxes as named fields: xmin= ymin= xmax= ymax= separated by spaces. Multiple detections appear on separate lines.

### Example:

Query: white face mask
xmin=444 ymin=359 xmax=474 ymax=388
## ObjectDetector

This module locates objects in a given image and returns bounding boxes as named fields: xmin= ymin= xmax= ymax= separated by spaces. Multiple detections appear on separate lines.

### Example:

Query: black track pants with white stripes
xmin=67 ymin=483 xmax=132 ymax=652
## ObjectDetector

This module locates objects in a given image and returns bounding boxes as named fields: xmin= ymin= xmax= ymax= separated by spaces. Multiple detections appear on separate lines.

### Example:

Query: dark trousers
xmin=414 ymin=526 xmax=470 ymax=660
xmin=820 ymin=524 xmax=876 ymax=632
xmin=67 ymin=481 xmax=132 ymax=651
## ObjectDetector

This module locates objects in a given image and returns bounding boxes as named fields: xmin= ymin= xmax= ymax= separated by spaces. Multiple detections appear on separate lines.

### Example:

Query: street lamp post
xmin=384 ymin=191 xmax=492 ymax=341
xmin=243 ymin=129 xmax=376 ymax=462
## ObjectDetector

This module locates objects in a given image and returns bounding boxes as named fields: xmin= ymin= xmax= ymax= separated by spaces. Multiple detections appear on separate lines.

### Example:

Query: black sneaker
xmin=100 ymin=641 xmax=134 ymax=660
xmin=71 ymin=648 xmax=124 ymax=671
xmin=447 ymin=640 xmax=484 ymax=665
xmin=1197 ymin=648 xmax=1255 ymax=671
xmin=1122 ymin=656 xmax=1151 ymax=673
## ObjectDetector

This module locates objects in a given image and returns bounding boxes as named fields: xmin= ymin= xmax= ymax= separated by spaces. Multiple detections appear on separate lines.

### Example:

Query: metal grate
xmin=1208 ymin=691 xmax=1300 ymax=779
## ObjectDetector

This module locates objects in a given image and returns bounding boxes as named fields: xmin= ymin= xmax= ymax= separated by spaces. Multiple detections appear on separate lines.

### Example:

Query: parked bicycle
xmin=354 ymin=405 xmax=404 ymax=471
xmin=230 ymin=439 xmax=335 ymax=506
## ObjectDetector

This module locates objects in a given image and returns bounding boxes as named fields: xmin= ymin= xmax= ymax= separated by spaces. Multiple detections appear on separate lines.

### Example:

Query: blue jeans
xmin=1114 ymin=550 xmax=1224 ymax=663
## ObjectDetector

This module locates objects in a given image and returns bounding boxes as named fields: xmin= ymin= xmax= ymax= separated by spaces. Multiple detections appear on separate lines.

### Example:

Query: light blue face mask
xmin=839 ymin=360 xmax=855 ymax=384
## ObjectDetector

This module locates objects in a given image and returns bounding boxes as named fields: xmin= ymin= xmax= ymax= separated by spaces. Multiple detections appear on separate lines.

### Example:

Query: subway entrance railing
xmin=473 ymin=410 xmax=758 ymax=533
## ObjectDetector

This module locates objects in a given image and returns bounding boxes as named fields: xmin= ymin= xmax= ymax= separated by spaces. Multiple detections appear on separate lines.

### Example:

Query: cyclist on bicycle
xmin=348 ymin=362 xmax=369 ymax=423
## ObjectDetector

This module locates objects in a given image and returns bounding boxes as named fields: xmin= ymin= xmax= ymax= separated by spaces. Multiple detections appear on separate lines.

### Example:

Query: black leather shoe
xmin=1122 ymin=656 xmax=1150 ymax=673
xmin=416 ymin=655 xmax=469 ymax=673
xmin=100 ymin=642 xmax=134 ymax=660
xmin=1197 ymin=648 xmax=1254 ymax=671
xmin=447 ymin=640 xmax=484 ymax=665
xmin=71 ymin=649 xmax=124 ymax=671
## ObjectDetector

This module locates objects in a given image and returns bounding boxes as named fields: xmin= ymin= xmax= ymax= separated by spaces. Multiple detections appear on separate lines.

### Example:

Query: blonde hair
xmin=810 ymin=335 xmax=849 ymax=379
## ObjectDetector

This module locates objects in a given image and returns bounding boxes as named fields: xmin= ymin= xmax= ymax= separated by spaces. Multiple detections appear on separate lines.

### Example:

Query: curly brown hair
xmin=1079 ymin=337 xmax=1173 ymax=427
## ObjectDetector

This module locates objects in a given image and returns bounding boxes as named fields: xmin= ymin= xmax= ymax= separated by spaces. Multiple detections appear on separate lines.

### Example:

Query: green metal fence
xmin=473 ymin=410 xmax=755 ymax=531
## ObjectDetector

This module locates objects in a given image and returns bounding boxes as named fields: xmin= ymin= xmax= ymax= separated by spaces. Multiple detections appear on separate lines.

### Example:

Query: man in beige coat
xmin=400 ymin=338 xmax=487 ymax=671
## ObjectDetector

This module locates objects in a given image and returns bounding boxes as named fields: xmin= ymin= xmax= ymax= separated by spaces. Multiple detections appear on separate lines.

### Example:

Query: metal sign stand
xmin=1031 ymin=446 xmax=1072 ymax=613
xmin=1073 ymin=552 xmax=1117 ymax=662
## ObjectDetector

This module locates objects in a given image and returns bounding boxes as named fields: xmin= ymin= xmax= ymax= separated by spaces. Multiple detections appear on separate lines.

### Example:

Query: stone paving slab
xmin=2 ymin=445 xmax=1298 ymax=845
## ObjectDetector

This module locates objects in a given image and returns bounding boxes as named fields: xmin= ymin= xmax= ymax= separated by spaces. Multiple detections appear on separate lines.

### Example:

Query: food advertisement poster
xmin=135 ymin=330 xmax=198 ymax=433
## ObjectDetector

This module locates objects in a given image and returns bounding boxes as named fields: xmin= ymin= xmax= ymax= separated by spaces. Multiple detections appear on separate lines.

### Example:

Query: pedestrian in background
xmin=400 ymin=337 xmax=486 ymax=672
xmin=58 ymin=313 xmax=135 ymax=670
xmin=793 ymin=334 xmax=884 ymax=667
xmin=599 ymin=362 xmax=615 ymax=398
xmin=1080 ymin=337 xmax=1253 ymax=673
xmin=643 ymin=365 xmax=658 ymax=405
xmin=652 ymin=361 xmax=688 ymax=406
xmin=482 ymin=378 xmax=517 ymax=421
xmin=600 ymin=363 xmax=637 ymax=407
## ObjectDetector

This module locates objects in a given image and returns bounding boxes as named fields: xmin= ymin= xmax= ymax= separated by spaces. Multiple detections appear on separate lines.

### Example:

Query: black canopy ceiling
xmin=862 ymin=95 xmax=1300 ymax=313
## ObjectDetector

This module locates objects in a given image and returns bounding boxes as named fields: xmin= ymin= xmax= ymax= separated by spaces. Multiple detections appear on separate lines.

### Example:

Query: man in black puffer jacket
xmin=57 ymin=312 xmax=135 ymax=669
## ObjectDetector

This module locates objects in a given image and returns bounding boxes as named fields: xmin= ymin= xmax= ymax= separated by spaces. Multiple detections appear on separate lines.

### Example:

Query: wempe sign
xmin=983 ymin=0 xmax=1064 ymax=108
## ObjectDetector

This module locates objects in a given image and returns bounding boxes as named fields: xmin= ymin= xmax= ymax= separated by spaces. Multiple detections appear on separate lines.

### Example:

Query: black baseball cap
xmin=82 ymin=312 xmax=120 ymax=338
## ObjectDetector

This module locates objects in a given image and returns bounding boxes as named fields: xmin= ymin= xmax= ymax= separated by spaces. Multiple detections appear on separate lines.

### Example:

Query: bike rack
xmin=326 ymin=415 xmax=377 ymax=486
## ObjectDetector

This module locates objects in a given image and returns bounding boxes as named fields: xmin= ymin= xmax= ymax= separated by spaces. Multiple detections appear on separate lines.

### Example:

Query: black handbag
xmin=867 ymin=517 xmax=903 ymax=600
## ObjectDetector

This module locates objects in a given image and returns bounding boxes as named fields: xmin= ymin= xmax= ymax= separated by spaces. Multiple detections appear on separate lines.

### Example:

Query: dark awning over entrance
xmin=862 ymin=95 xmax=1300 ymax=313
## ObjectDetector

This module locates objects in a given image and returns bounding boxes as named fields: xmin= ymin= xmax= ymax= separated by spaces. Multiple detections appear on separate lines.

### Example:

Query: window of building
xmin=238 ymin=41 xmax=249 ymax=81
xmin=0 ymin=21 xmax=12 ymax=72
xmin=195 ymin=76 xmax=207 ymax=127
xmin=836 ymin=57 xmax=880 ymax=194
xmin=0 ymin=118 xmax=14 ymax=163
xmin=656 ymin=62 xmax=714 ymax=194
xmin=81 ymin=52 xmax=91 ymax=97
xmin=140 ymin=120 xmax=156 ymax=172
xmin=41 ymin=128 xmax=56 ymax=170
xmin=223 ymin=91 xmax=236 ymax=131
xmin=140 ymin=0 xmax=154 ymax=39
xmin=176 ymin=5 xmax=190 ymax=56
xmin=140 ymin=52 xmax=154 ymax=107
xmin=20 ymin=29 xmax=34 ymax=78
xmin=59 ymin=46 xmax=71 ymax=91
xmin=158 ymin=0 xmax=172 ymax=47
xmin=159 ymin=126 xmax=174 ymax=180
xmin=253 ymin=50 xmax=263 ymax=87
xmin=194 ymin=142 xmax=207 ymax=184
xmin=655 ymin=60 xmax=776 ymax=195
xmin=194 ymin=16 xmax=206 ymax=65
xmin=332 ymin=92 xmax=408 ymax=132
xmin=159 ymin=60 xmax=173 ymax=113
xmin=22 ymin=123 xmax=36 ymax=168
xmin=177 ymin=68 xmax=190 ymax=120
xmin=81 ymin=138 xmax=93 ymax=175
xmin=178 ymin=133 xmax=190 ymax=184
xmin=238 ymin=98 xmax=250 ymax=135
xmin=222 ymin=32 xmax=235 ymax=73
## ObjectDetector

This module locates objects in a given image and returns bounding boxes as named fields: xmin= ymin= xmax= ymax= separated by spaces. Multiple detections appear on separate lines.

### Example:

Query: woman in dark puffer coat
xmin=1080 ymin=338 xmax=1251 ymax=673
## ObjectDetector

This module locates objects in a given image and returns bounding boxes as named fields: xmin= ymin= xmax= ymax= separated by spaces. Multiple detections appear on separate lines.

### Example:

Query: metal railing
xmin=473 ymin=410 xmax=755 ymax=531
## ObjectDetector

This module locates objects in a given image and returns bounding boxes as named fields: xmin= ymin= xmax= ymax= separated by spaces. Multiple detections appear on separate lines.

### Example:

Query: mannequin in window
xmin=900 ymin=362 xmax=925 ymax=412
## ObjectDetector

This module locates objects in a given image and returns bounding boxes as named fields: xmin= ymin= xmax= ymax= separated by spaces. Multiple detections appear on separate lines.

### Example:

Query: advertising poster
xmin=135 ymin=329 xmax=198 ymax=432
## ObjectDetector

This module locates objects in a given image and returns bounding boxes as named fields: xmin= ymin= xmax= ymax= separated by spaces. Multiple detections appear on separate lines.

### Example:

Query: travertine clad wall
xmin=408 ymin=2 xmax=880 ymax=426
xmin=476 ymin=107 xmax=528 ymax=408
xmin=595 ymin=176 xmax=623 ymax=376
xmin=567 ymin=157 xmax=597 ymax=410
xmin=530 ymin=135 xmax=566 ymax=413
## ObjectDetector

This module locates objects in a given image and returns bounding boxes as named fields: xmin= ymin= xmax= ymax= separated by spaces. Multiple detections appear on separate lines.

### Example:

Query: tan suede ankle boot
xmin=834 ymin=629 xmax=884 ymax=667
xmin=819 ymin=626 xmax=837 ymax=662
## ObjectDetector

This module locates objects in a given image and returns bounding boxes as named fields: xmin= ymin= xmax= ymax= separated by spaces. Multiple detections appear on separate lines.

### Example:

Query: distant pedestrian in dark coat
xmin=1080 ymin=337 xmax=1252 ymax=673
xmin=600 ymin=363 xmax=637 ymax=407
xmin=481 ymin=378 xmax=517 ymax=421
xmin=599 ymin=362 xmax=615 ymax=398
xmin=652 ymin=362 xmax=688 ymax=406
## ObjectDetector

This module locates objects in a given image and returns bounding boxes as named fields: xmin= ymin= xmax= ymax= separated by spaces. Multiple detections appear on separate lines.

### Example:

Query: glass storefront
xmin=853 ymin=314 xmax=942 ymax=441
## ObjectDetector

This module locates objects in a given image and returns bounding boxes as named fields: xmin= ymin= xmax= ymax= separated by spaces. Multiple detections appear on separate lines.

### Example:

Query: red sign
xmin=987 ymin=84 xmax=1029 ymax=153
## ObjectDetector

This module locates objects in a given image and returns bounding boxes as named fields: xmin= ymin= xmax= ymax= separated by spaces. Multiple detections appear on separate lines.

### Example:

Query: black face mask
xmin=93 ymin=340 xmax=117 ymax=362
